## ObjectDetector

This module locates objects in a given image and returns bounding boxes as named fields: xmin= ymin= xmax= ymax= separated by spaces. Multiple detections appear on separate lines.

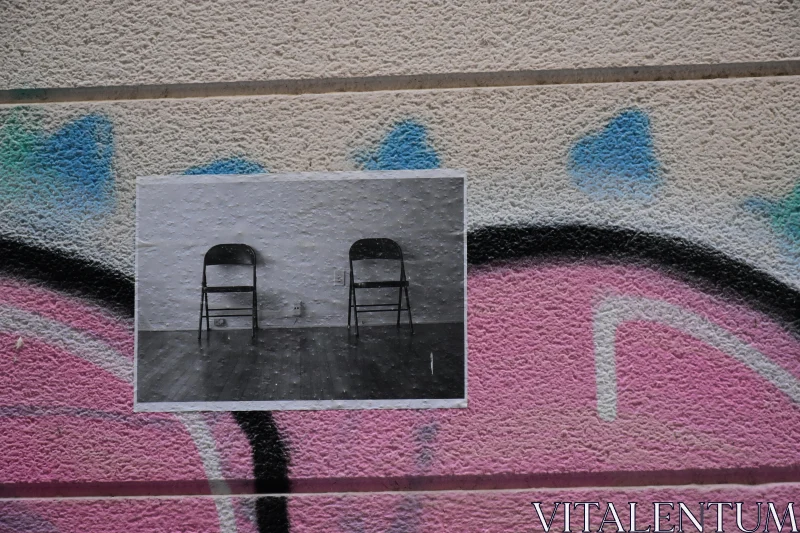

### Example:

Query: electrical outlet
xmin=333 ymin=269 xmax=346 ymax=286
xmin=213 ymin=318 xmax=226 ymax=327
xmin=291 ymin=301 xmax=303 ymax=317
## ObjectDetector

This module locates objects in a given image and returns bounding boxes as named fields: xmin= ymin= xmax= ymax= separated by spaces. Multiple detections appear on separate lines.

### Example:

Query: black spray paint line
xmin=0 ymin=236 xmax=134 ymax=315
xmin=467 ymin=225 xmax=800 ymax=335
xmin=232 ymin=412 xmax=291 ymax=533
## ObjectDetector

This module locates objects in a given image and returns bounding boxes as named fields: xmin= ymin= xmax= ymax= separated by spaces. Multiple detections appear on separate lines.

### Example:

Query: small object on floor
xmin=15 ymin=337 xmax=23 ymax=351
xmin=430 ymin=352 xmax=434 ymax=374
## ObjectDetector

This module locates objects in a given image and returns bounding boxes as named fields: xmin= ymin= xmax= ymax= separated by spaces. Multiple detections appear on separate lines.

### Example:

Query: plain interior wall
xmin=136 ymin=170 xmax=464 ymax=330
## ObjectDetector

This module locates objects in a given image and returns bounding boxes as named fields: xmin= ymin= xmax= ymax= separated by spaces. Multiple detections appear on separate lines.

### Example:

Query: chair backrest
xmin=203 ymin=244 xmax=256 ymax=266
xmin=349 ymin=238 xmax=404 ymax=262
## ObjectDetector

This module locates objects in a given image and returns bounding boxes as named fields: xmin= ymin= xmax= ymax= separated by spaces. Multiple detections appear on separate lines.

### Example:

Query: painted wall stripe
xmin=177 ymin=413 xmax=238 ymax=533
xmin=0 ymin=304 xmax=132 ymax=383
xmin=594 ymin=295 xmax=800 ymax=421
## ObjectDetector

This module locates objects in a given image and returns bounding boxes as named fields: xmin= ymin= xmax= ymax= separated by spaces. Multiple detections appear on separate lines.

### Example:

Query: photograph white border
xmin=134 ymin=168 xmax=467 ymax=412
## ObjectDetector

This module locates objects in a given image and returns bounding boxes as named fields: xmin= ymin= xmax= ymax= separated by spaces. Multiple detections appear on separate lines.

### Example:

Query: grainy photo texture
xmin=135 ymin=169 xmax=466 ymax=411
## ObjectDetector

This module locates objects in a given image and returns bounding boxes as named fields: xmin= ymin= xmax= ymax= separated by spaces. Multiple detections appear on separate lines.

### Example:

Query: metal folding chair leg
xmin=347 ymin=283 xmax=353 ymax=329
xmin=405 ymin=285 xmax=414 ymax=333
xmin=396 ymin=286 xmax=403 ymax=327
xmin=251 ymin=292 xmax=257 ymax=338
xmin=352 ymin=285 xmax=360 ymax=337
xmin=198 ymin=289 xmax=205 ymax=340
xmin=204 ymin=292 xmax=211 ymax=332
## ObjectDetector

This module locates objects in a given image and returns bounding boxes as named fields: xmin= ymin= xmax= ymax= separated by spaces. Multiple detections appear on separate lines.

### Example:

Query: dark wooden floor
xmin=137 ymin=323 xmax=464 ymax=403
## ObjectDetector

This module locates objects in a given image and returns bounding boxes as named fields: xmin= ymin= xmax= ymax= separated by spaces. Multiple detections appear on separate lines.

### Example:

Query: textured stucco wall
xmin=1 ymin=487 xmax=797 ymax=533
xmin=2 ymin=78 xmax=799 ymax=285
xmin=2 ymin=0 xmax=798 ymax=89
xmin=3 ymin=76 xmax=800 ymax=531
xmin=2 ymin=2 xmax=800 ymax=531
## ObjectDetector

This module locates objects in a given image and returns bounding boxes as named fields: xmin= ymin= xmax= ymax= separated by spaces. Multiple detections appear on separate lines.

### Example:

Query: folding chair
xmin=198 ymin=244 xmax=258 ymax=339
xmin=348 ymin=238 xmax=413 ymax=337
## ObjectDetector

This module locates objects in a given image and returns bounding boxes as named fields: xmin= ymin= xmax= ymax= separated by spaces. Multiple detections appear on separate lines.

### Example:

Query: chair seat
xmin=353 ymin=280 xmax=409 ymax=289
xmin=205 ymin=285 xmax=255 ymax=293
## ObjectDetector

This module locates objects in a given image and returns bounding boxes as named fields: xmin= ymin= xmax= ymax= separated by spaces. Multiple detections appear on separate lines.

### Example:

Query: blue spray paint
xmin=355 ymin=120 xmax=441 ymax=171
xmin=182 ymin=156 xmax=267 ymax=175
xmin=42 ymin=115 xmax=115 ymax=206
xmin=0 ymin=112 xmax=115 ymax=214
xmin=568 ymin=109 xmax=662 ymax=200
xmin=744 ymin=180 xmax=800 ymax=255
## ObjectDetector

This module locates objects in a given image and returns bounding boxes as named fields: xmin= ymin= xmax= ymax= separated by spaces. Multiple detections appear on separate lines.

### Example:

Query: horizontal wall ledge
xmin=3 ymin=466 xmax=800 ymax=499
xmin=2 ymin=60 xmax=799 ymax=104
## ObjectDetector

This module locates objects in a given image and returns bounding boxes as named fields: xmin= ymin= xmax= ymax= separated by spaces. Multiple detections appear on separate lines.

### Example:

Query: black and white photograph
xmin=134 ymin=169 xmax=466 ymax=411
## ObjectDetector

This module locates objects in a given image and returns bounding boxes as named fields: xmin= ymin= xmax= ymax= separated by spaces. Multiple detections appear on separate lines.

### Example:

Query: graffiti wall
xmin=1 ymin=68 xmax=799 ymax=531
